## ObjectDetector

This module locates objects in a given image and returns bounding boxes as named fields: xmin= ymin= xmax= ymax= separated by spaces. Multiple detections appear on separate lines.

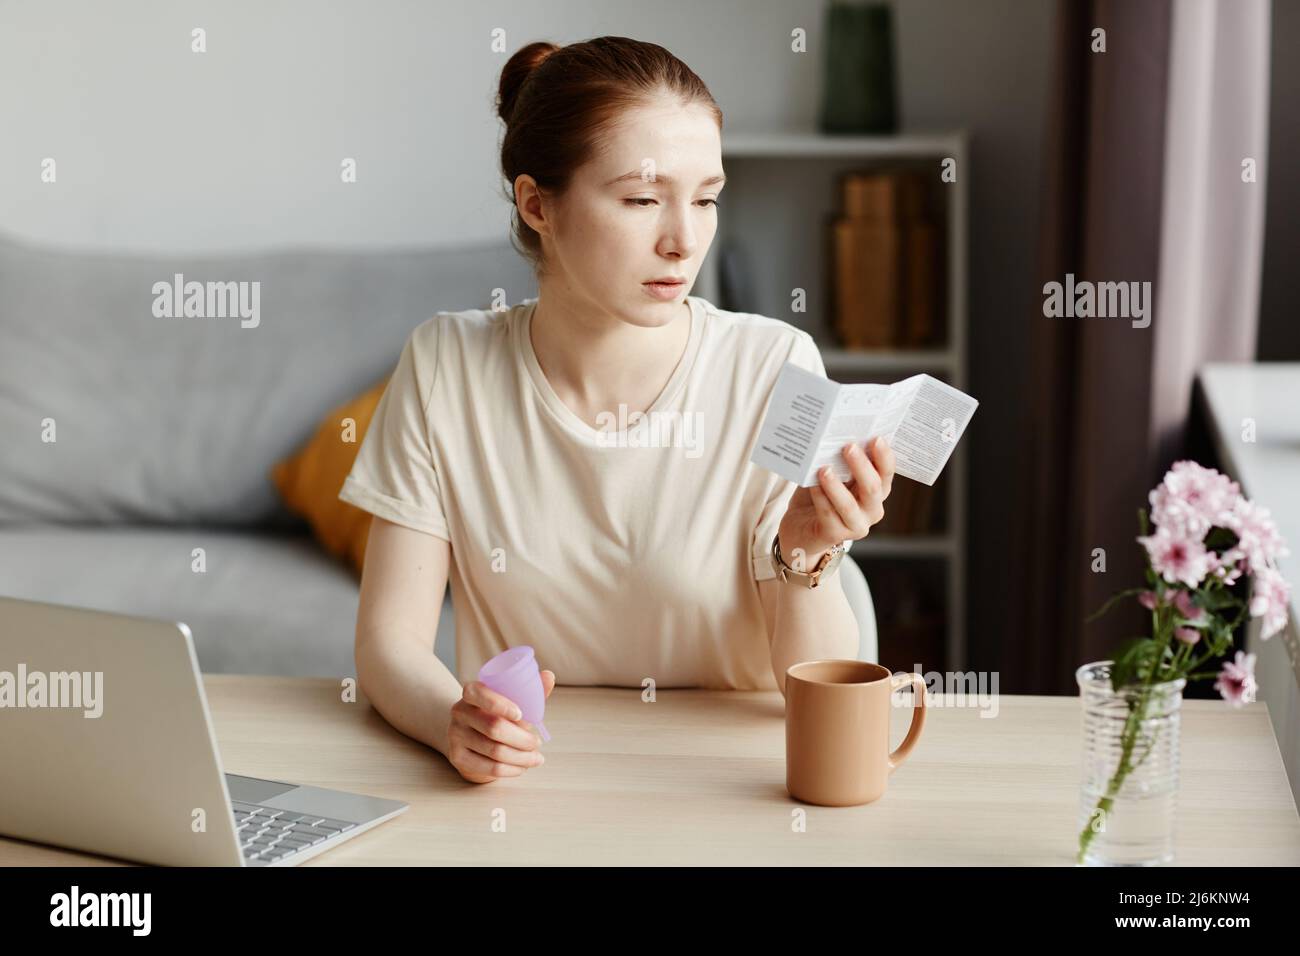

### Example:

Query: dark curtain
xmin=1009 ymin=0 xmax=1173 ymax=694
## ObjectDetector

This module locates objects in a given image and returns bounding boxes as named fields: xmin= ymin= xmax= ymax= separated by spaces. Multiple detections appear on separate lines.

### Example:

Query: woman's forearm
xmin=769 ymin=566 xmax=860 ymax=696
xmin=768 ymin=439 xmax=896 ymax=691
xmin=356 ymin=630 xmax=463 ymax=757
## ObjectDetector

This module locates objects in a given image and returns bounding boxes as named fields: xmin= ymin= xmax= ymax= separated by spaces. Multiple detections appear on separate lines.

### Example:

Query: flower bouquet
xmin=1077 ymin=461 xmax=1291 ymax=865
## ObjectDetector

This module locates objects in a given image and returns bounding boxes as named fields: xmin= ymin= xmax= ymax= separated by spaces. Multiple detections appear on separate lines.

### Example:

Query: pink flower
xmin=1138 ymin=590 xmax=1160 ymax=610
xmin=1174 ymin=627 xmax=1200 ymax=645
xmin=1171 ymin=589 xmax=1204 ymax=622
xmin=1206 ymin=548 xmax=1245 ymax=586
xmin=1149 ymin=461 xmax=1241 ymax=538
xmin=1214 ymin=651 xmax=1258 ymax=707
xmin=1249 ymin=566 xmax=1292 ymax=641
xmin=1137 ymin=527 xmax=1213 ymax=589
xmin=1225 ymin=498 xmax=1290 ymax=575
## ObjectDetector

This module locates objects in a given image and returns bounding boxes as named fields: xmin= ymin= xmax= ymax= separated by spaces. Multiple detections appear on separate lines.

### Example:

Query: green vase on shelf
xmin=820 ymin=0 xmax=899 ymax=135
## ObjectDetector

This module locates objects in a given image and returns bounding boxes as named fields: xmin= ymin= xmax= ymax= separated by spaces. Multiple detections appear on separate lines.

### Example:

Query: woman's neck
xmin=529 ymin=286 xmax=692 ymax=418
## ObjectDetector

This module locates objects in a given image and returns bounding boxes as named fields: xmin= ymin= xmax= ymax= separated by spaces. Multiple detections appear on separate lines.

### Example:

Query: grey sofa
xmin=0 ymin=231 xmax=536 ymax=677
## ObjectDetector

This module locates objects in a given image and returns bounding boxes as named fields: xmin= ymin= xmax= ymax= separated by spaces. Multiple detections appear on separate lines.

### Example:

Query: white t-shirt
xmin=338 ymin=294 xmax=827 ymax=690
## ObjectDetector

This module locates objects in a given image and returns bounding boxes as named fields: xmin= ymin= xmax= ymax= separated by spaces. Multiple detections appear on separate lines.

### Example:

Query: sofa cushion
xmin=271 ymin=376 xmax=388 ymax=578
xmin=0 ymin=231 xmax=536 ymax=526
xmin=0 ymin=524 xmax=456 ymax=677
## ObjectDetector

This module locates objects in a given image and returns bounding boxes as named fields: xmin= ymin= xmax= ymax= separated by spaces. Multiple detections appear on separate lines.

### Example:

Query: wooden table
xmin=4 ymin=676 xmax=1299 ymax=866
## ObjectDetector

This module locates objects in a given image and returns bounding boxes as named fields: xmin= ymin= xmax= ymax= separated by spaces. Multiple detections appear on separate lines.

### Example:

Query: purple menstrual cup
xmin=477 ymin=645 xmax=550 ymax=742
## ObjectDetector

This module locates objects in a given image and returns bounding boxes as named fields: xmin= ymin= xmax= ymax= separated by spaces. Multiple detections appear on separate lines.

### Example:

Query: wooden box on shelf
xmin=830 ymin=166 xmax=946 ymax=352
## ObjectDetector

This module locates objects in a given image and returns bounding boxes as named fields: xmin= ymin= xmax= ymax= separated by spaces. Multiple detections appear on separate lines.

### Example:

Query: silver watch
xmin=771 ymin=534 xmax=846 ymax=589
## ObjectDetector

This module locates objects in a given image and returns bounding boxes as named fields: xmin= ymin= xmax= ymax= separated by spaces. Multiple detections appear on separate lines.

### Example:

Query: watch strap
xmin=772 ymin=534 xmax=846 ymax=588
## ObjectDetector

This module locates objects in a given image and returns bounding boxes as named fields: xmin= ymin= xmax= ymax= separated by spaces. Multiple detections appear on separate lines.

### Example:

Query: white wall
xmin=0 ymin=0 xmax=1049 ymax=253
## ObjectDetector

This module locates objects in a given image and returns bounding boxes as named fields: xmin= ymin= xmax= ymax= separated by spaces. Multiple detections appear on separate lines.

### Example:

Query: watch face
xmin=809 ymin=548 xmax=844 ymax=587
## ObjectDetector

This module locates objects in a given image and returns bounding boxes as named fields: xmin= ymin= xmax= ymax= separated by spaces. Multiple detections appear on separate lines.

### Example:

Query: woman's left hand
xmin=776 ymin=437 xmax=895 ymax=567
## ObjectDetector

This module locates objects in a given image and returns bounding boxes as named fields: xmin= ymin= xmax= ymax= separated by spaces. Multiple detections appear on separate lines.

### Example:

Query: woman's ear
xmin=514 ymin=174 xmax=549 ymax=238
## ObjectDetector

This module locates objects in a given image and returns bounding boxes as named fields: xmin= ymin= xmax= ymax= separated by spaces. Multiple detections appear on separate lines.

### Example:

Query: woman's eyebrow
xmin=604 ymin=171 xmax=726 ymax=187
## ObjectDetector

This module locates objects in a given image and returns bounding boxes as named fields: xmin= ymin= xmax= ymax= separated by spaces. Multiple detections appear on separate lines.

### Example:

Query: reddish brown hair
xmin=496 ymin=36 xmax=723 ymax=277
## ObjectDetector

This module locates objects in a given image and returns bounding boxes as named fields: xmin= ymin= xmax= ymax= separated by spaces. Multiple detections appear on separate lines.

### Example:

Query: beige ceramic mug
xmin=785 ymin=660 xmax=927 ymax=806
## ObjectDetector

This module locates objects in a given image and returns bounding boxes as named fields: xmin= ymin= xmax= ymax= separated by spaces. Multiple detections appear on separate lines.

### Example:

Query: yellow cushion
xmin=270 ymin=377 xmax=389 ymax=577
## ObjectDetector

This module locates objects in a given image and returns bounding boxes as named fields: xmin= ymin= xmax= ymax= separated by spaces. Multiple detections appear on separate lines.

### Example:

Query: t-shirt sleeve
xmin=338 ymin=321 xmax=450 ymax=541
xmin=750 ymin=330 xmax=848 ymax=580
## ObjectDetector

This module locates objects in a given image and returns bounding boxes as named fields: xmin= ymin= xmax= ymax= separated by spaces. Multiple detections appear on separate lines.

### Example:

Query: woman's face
xmin=520 ymin=98 xmax=724 ymax=329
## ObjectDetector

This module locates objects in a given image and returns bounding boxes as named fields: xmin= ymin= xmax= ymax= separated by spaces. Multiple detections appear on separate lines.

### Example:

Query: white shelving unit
xmin=701 ymin=128 xmax=970 ymax=670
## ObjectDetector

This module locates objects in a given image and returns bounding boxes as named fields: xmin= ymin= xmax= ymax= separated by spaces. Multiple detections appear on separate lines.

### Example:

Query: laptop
xmin=0 ymin=595 xmax=408 ymax=866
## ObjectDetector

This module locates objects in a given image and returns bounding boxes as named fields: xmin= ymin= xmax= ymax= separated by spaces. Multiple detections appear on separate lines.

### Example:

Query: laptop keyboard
xmin=231 ymin=800 xmax=356 ymax=865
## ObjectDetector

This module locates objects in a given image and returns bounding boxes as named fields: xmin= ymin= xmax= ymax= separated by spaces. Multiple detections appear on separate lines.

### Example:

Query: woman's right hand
xmin=447 ymin=669 xmax=556 ymax=784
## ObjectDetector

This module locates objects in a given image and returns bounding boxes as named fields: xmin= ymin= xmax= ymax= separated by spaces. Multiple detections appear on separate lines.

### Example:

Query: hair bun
xmin=496 ymin=41 xmax=561 ymax=125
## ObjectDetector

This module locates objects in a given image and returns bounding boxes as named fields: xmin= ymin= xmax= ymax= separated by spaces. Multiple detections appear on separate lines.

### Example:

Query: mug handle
xmin=887 ymin=672 xmax=927 ymax=773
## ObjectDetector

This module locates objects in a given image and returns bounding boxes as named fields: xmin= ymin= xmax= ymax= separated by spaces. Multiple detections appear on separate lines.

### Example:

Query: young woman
xmin=339 ymin=37 xmax=895 ymax=785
